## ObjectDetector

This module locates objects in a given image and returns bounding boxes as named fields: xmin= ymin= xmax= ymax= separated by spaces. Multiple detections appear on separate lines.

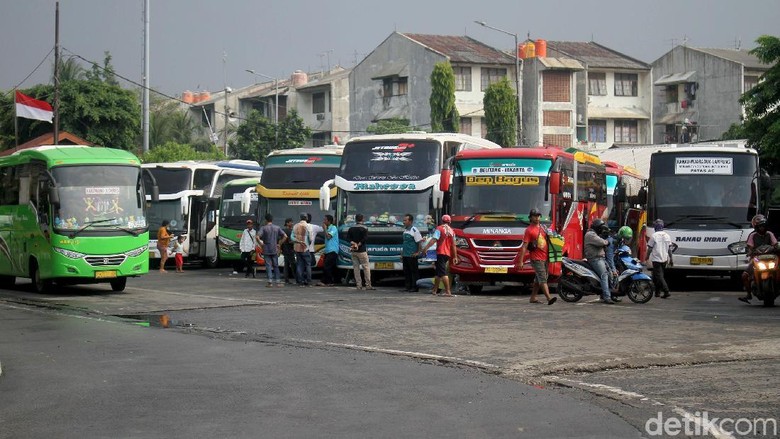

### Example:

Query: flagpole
xmin=14 ymin=89 xmax=18 ymax=148
xmin=53 ymin=1 xmax=60 ymax=145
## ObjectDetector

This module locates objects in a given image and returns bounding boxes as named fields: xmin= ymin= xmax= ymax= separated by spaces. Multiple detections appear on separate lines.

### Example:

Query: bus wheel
xmin=110 ymin=277 xmax=127 ymax=292
xmin=0 ymin=275 xmax=15 ymax=288
xmin=467 ymin=285 xmax=483 ymax=295
xmin=203 ymin=254 xmax=219 ymax=269
xmin=30 ymin=261 xmax=52 ymax=293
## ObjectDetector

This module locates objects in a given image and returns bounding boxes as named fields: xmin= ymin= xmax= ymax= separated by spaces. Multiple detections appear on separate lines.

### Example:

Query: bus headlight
xmin=54 ymin=247 xmax=86 ymax=259
xmin=219 ymin=236 xmax=237 ymax=246
xmin=728 ymin=241 xmax=747 ymax=254
xmin=124 ymin=245 xmax=148 ymax=258
xmin=455 ymin=237 xmax=469 ymax=249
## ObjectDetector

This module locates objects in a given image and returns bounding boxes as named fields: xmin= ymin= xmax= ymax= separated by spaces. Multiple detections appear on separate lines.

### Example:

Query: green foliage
xmin=141 ymin=141 xmax=225 ymax=163
xmin=429 ymin=61 xmax=459 ymax=133
xmin=229 ymin=109 xmax=311 ymax=162
xmin=483 ymin=78 xmax=517 ymax=146
xmin=147 ymin=98 xmax=205 ymax=149
xmin=721 ymin=122 xmax=747 ymax=140
xmin=366 ymin=118 xmax=411 ymax=134
xmin=739 ymin=35 xmax=780 ymax=171
xmin=85 ymin=51 xmax=119 ymax=86
xmin=53 ymin=56 xmax=86 ymax=83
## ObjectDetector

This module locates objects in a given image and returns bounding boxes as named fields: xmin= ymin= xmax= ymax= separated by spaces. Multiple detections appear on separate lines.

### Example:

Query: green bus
xmin=218 ymin=176 xmax=261 ymax=268
xmin=0 ymin=145 xmax=156 ymax=293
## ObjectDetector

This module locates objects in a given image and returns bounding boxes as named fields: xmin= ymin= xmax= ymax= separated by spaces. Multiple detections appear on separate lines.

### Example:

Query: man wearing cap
xmin=239 ymin=219 xmax=259 ymax=278
xmin=420 ymin=215 xmax=459 ymax=296
xmin=516 ymin=209 xmax=557 ymax=305
xmin=646 ymin=219 xmax=673 ymax=299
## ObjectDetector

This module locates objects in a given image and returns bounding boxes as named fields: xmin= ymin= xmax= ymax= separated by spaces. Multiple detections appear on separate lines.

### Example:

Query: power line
xmin=4 ymin=48 xmax=55 ymax=96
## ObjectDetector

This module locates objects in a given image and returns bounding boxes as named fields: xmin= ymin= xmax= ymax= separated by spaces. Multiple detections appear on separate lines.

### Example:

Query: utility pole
xmin=53 ymin=1 xmax=60 ymax=145
xmin=142 ymin=0 xmax=150 ymax=153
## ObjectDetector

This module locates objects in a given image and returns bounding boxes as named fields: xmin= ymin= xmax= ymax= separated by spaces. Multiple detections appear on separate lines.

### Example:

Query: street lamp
xmin=245 ymin=69 xmax=279 ymax=127
xmin=474 ymin=20 xmax=522 ymax=145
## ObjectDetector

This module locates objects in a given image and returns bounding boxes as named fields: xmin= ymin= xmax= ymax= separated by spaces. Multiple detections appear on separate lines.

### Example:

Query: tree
xmin=483 ymin=78 xmax=517 ymax=147
xmin=53 ymin=56 xmax=86 ymax=83
xmin=141 ymin=141 xmax=224 ymax=163
xmin=366 ymin=118 xmax=412 ymax=134
xmin=429 ymin=61 xmax=459 ymax=133
xmin=147 ymin=98 xmax=205 ymax=149
xmin=229 ymin=109 xmax=311 ymax=162
xmin=86 ymin=51 xmax=119 ymax=86
xmin=738 ymin=35 xmax=780 ymax=169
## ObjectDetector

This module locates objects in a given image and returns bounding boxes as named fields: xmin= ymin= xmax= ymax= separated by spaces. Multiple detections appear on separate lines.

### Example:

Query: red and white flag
xmin=15 ymin=90 xmax=53 ymax=123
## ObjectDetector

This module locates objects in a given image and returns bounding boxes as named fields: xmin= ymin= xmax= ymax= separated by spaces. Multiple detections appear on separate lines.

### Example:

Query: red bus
xmin=442 ymin=147 xmax=607 ymax=293
xmin=603 ymin=162 xmax=647 ymax=260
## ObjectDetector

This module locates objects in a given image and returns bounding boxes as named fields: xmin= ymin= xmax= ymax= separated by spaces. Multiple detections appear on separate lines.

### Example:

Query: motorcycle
xmin=557 ymin=244 xmax=655 ymax=304
xmin=749 ymin=244 xmax=779 ymax=307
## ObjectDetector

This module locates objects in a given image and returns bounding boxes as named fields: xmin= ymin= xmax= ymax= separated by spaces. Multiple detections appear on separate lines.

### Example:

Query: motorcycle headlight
xmin=757 ymin=261 xmax=768 ymax=271
xmin=769 ymin=262 xmax=776 ymax=270
xmin=124 ymin=245 xmax=148 ymax=258
xmin=54 ymin=247 xmax=86 ymax=259
xmin=729 ymin=241 xmax=747 ymax=255
xmin=455 ymin=237 xmax=469 ymax=249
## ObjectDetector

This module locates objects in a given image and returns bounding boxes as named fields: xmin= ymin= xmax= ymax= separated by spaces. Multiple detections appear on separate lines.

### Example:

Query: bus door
xmin=189 ymin=196 xmax=212 ymax=257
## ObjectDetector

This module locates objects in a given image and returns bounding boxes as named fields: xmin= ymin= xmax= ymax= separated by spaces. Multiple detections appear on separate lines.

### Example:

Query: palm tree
xmin=52 ymin=57 xmax=86 ymax=83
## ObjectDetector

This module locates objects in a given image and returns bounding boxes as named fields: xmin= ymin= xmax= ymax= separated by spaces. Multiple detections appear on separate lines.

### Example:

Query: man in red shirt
xmin=516 ymin=208 xmax=557 ymax=305
xmin=420 ymin=214 xmax=459 ymax=296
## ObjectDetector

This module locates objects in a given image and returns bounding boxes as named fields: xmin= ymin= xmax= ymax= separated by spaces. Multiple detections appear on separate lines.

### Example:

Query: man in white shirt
xmin=645 ymin=219 xmax=675 ymax=298
xmin=305 ymin=213 xmax=324 ymax=284
xmin=239 ymin=219 xmax=259 ymax=278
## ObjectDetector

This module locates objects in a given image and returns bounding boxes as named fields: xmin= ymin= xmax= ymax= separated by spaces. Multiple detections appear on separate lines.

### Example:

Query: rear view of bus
xmin=0 ymin=145 xmax=152 ymax=293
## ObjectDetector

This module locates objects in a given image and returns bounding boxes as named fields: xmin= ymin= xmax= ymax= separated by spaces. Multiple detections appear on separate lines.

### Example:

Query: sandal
xmin=529 ymin=300 xmax=541 ymax=304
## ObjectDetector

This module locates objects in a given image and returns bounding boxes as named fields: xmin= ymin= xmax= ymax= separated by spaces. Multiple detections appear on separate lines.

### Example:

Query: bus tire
xmin=0 ymin=275 xmax=15 ymax=288
xmin=203 ymin=254 xmax=219 ymax=269
xmin=30 ymin=260 xmax=52 ymax=293
xmin=110 ymin=277 xmax=127 ymax=292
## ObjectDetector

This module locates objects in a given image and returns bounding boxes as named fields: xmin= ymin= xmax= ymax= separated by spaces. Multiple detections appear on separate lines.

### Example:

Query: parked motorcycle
xmin=557 ymin=245 xmax=654 ymax=304
xmin=749 ymin=244 xmax=779 ymax=307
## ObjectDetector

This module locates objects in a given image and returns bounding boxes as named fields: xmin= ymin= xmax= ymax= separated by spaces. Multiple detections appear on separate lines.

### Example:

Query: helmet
xmin=441 ymin=214 xmax=452 ymax=223
xmin=591 ymin=218 xmax=605 ymax=231
xmin=618 ymin=226 xmax=633 ymax=241
xmin=752 ymin=214 xmax=767 ymax=228
xmin=529 ymin=208 xmax=542 ymax=217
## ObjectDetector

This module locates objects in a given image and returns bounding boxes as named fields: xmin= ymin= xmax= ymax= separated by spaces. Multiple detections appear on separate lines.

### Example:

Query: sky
xmin=1 ymin=0 xmax=779 ymax=99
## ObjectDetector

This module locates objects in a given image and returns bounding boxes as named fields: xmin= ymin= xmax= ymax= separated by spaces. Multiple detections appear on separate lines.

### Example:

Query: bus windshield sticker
xmin=675 ymin=157 xmax=733 ymax=175
xmin=85 ymin=187 xmax=121 ymax=195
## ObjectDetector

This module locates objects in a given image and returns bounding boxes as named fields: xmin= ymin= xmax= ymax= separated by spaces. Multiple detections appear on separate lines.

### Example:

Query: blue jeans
xmin=296 ymin=251 xmax=312 ymax=285
xmin=590 ymin=257 xmax=612 ymax=301
xmin=264 ymin=253 xmax=281 ymax=283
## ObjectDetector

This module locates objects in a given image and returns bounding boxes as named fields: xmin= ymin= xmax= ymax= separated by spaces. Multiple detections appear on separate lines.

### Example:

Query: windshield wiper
xmin=665 ymin=214 xmax=743 ymax=229
xmin=67 ymin=218 xmax=119 ymax=239
xmin=116 ymin=226 xmax=143 ymax=237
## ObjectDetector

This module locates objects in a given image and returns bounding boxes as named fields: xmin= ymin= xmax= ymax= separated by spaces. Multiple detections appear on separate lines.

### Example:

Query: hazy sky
xmin=2 ymin=0 xmax=778 ymax=98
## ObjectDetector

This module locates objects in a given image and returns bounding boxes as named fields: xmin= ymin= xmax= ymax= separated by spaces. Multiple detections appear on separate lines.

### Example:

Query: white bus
xmin=142 ymin=160 xmax=262 ymax=267
xmin=646 ymin=143 xmax=763 ymax=279
xmin=320 ymin=133 xmax=501 ymax=274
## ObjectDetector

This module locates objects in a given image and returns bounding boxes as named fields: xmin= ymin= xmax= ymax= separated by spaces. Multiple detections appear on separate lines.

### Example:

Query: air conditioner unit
xmin=316 ymin=113 xmax=325 ymax=121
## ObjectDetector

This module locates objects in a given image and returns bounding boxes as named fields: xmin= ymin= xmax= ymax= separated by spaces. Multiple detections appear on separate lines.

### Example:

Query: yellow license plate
xmin=690 ymin=257 xmax=713 ymax=265
xmin=375 ymin=262 xmax=394 ymax=270
xmin=95 ymin=270 xmax=117 ymax=279
xmin=484 ymin=266 xmax=508 ymax=274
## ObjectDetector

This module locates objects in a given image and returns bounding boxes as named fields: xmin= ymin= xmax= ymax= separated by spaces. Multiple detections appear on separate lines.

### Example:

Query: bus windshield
xmin=52 ymin=165 xmax=146 ymax=233
xmin=340 ymin=141 xmax=440 ymax=181
xmin=220 ymin=186 xmax=257 ymax=229
xmin=143 ymin=168 xmax=192 ymax=194
xmin=262 ymin=198 xmax=324 ymax=226
xmin=145 ymin=200 xmax=186 ymax=238
xmin=650 ymin=153 xmax=757 ymax=228
xmin=341 ymin=189 xmax=432 ymax=229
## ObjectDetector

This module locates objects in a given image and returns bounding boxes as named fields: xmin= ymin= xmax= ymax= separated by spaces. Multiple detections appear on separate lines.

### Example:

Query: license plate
xmin=375 ymin=262 xmax=394 ymax=270
xmin=484 ymin=266 xmax=508 ymax=274
xmin=95 ymin=270 xmax=117 ymax=279
xmin=690 ymin=257 xmax=713 ymax=265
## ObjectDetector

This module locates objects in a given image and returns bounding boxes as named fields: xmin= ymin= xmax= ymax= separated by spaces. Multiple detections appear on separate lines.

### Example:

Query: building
xmin=652 ymin=46 xmax=769 ymax=143
xmin=290 ymin=67 xmax=350 ymax=147
xmin=349 ymin=32 xmax=516 ymax=137
xmin=536 ymin=41 xmax=652 ymax=150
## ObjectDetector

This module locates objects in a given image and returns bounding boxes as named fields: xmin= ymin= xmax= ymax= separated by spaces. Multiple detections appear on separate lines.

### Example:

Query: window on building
xmin=459 ymin=117 xmax=472 ymax=135
xmin=542 ymin=71 xmax=571 ymax=102
xmin=614 ymin=120 xmax=638 ymax=143
xmin=312 ymin=132 xmax=330 ymax=147
xmin=200 ymin=105 xmax=214 ymax=128
xmin=481 ymin=68 xmax=507 ymax=91
xmin=382 ymin=76 xmax=408 ymax=97
xmin=614 ymin=73 xmax=638 ymax=97
xmin=588 ymin=72 xmax=607 ymax=96
xmin=454 ymin=67 xmax=472 ymax=91
xmin=665 ymin=85 xmax=678 ymax=104
xmin=744 ymin=75 xmax=759 ymax=92
xmin=588 ymin=120 xmax=607 ymax=143
xmin=312 ymin=92 xmax=327 ymax=114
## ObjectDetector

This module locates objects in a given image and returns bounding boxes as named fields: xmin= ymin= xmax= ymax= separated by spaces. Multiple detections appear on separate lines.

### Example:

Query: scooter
xmin=557 ymin=245 xmax=654 ymax=304
xmin=749 ymin=244 xmax=779 ymax=307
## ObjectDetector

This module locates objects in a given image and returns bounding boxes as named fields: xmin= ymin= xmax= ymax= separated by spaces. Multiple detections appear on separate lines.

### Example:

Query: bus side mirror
xmin=319 ymin=185 xmax=331 ymax=211
xmin=549 ymin=172 xmax=560 ymax=195
xmin=48 ymin=186 xmax=60 ymax=208
xmin=150 ymin=185 xmax=159 ymax=202
xmin=439 ymin=169 xmax=451 ymax=192
xmin=638 ymin=187 xmax=648 ymax=205
xmin=240 ymin=191 xmax=251 ymax=214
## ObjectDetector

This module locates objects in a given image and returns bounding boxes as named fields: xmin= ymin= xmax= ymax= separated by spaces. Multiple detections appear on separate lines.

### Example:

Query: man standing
xmin=646 ymin=219 xmax=673 ymax=299
xmin=293 ymin=214 xmax=312 ymax=286
xmin=321 ymin=214 xmax=339 ymax=286
xmin=347 ymin=213 xmax=372 ymax=290
xmin=584 ymin=218 xmax=616 ymax=304
xmin=281 ymin=218 xmax=297 ymax=284
xmin=258 ymin=213 xmax=287 ymax=287
xmin=516 ymin=209 xmax=557 ymax=305
xmin=305 ymin=213 xmax=324 ymax=281
xmin=420 ymin=215 xmax=459 ymax=296
xmin=239 ymin=219 xmax=258 ymax=278
xmin=401 ymin=213 xmax=423 ymax=292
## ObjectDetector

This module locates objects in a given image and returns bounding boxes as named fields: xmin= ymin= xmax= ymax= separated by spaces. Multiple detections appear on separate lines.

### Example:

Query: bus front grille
xmin=475 ymin=250 xmax=518 ymax=264
xmin=85 ymin=255 xmax=127 ymax=266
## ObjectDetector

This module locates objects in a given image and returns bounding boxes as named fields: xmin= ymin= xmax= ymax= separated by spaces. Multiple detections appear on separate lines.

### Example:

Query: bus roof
xmin=1 ymin=144 xmax=140 ymax=166
xmin=346 ymin=133 xmax=502 ymax=150
xmin=266 ymin=144 xmax=344 ymax=158
xmin=142 ymin=160 xmax=262 ymax=171
xmin=603 ymin=161 xmax=645 ymax=179
xmin=454 ymin=146 xmax=578 ymax=162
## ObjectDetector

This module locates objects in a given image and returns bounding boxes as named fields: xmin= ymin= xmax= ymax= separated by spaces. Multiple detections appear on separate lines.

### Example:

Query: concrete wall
xmin=652 ymin=46 xmax=744 ymax=142
xmin=521 ymin=58 xmax=542 ymax=146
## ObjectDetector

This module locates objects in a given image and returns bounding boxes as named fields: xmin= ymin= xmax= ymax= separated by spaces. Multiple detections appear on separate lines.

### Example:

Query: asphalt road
xmin=1 ymin=268 xmax=779 ymax=438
